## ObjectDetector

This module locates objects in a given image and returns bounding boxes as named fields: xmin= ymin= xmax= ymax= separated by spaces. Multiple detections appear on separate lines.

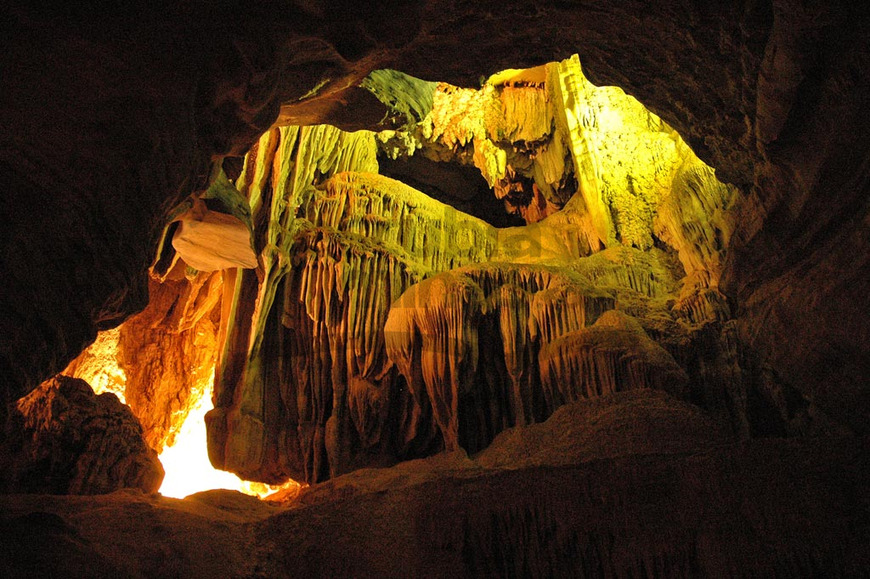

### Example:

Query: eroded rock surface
xmin=0 ymin=376 xmax=164 ymax=495
xmin=197 ymin=57 xmax=758 ymax=486
xmin=0 ymin=412 xmax=865 ymax=578
xmin=64 ymin=273 xmax=222 ymax=453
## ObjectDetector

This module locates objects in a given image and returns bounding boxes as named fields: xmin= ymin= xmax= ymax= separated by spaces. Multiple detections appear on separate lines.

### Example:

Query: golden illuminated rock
xmin=1 ymin=5 xmax=868 ymax=576
xmin=538 ymin=310 xmax=689 ymax=412
xmin=171 ymin=209 xmax=258 ymax=271
xmin=386 ymin=263 xmax=616 ymax=452
xmin=207 ymin=125 xmax=393 ymax=483
xmin=204 ymin=57 xmax=755 ymax=483
xmin=58 ymin=55 xmax=749 ymax=490
xmin=64 ymin=273 xmax=222 ymax=453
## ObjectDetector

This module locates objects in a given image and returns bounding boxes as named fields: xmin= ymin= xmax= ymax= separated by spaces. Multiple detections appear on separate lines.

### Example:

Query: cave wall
xmin=0 ymin=3 xmax=868 ymax=576
xmin=723 ymin=2 xmax=870 ymax=434
xmin=63 ymin=272 xmax=223 ymax=453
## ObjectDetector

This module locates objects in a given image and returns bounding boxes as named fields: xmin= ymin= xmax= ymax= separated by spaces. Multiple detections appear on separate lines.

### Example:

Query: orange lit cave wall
xmin=59 ymin=55 xmax=814 ymax=491
xmin=64 ymin=271 xmax=222 ymax=454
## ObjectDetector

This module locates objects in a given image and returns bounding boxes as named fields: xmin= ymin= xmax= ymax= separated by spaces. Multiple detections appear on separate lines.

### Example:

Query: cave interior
xmin=1 ymin=2 xmax=869 ymax=577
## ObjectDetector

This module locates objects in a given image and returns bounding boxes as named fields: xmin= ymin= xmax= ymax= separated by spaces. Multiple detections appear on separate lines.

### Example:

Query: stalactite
xmin=307 ymin=172 xmax=497 ymax=274
xmin=569 ymin=246 xmax=682 ymax=299
xmin=386 ymin=263 xmax=616 ymax=451
xmin=539 ymin=311 xmax=689 ymax=415
xmin=205 ymin=59 xmax=745 ymax=484
xmin=209 ymin=127 xmax=507 ymax=482
xmin=277 ymin=228 xmax=435 ymax=481
xmin=654 ymin=141 xmax=738 ymax=320
xmin=208 ymin=125 xmax=380 ymax=482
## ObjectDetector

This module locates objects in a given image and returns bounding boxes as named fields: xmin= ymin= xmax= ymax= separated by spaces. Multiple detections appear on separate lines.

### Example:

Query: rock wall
xmin=3 ymin=1 xmax=866 ymax=443
xmin=3 ymin=391 xmax=867 ymax=577
xmin=63 ymin=272 xmax=222 ymax=453
xmin=199 ymin=55 xmax=778 ymax=484
xmin=205 ymin=104 xmax=746 ymax=483
xmin=0 ymin=376 xmax=164 ymax=494
xmin=206 ymin=124 xmax=505 ymax=482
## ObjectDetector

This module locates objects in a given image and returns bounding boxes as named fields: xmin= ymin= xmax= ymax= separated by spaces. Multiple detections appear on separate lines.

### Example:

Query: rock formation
xmin=64 ymin=273 xmax=222 ymax=453
xmin=2 ymin=394 xmax=866 ymax=577
xmin=54 ymin=52 xmax=838 ymax=489
xmin=0 ymin=376 xmax=164 ymax=494
xmin=195 ymin=58 xmax=754 ymax=485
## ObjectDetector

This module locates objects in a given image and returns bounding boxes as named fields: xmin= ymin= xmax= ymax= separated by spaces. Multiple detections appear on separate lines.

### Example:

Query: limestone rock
xmin=117 ymin=275 xmax=222 ymax=452
xmin=653 ymin=141 xmax=738 ymax=317
xmin=474 ymin=389 xmax=730 ymax=470
xmin=63 ymin=273 xmax=222 ymax=453
xmin=0 ymin=376 xmax=164 ymax=494
xmin=207 ymin=129 xmax=421 ymax=484
xmin=3 ymin=434 xmax=869 ymax=578
xmin=0 ymin=3 xmax=867 ymax=575
xmin=171 ymin=210 xmax=258 ymax=272
xmin=538 ymin=311 xmax=689 ymax=413
xmin=386 ymin=263 xmax=616 ymax=453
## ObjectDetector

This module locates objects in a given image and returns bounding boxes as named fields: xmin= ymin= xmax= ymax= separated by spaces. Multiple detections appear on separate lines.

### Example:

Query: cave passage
xmin=50 ymin=54 xmax=737 ymax=497
xmin=3 ymin=4 xmax=869 ymax=575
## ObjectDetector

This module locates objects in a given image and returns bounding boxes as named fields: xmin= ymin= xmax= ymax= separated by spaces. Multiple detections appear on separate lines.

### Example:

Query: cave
xmin=1 ymin=2 xmax=869 ymax=577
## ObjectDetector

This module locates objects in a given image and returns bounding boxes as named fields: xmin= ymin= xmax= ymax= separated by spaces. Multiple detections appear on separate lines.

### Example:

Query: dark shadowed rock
xmin=0 ymin=376 xmax=164 ymax=495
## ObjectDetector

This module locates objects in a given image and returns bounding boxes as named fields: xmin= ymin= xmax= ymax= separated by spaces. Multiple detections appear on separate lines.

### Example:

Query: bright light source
xmin=157 ymin=374 xmax=303 ymax=500
xmin=157 ymin=375 xmax=250 ymax=498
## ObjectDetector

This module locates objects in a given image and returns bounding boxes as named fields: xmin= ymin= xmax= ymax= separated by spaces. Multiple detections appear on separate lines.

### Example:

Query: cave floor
xmin=2 ymin=394 xmax=867 ymax=578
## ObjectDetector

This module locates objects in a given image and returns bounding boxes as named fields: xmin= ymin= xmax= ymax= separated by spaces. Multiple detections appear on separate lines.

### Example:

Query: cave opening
xmin=47 ymin=53 xmax=739 ymax=499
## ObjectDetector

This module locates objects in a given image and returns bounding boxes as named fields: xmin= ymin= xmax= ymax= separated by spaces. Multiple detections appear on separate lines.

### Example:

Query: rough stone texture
xmin=538 ymin=311 xmax=689 ymax=410
xmin=1 ymin=1 xmax=869 ymax=575
xmin=1 ymin=424 xmax=866 ymax=577
xmin=0 ymin=376 xmax=164 ymax=495
xmin=0 ymin=2 xmax=397 ymax=405
xmin=385 ymin=263 xmax=617 ymax=453
xmin=474 ymin=389 xmax=731 ymax=470
xmin=0 ymin=488 xmax=278 ymax=579
xmin=206 ymin=113 xmax=736 ymax=484
xmin=64 ymin=273 xmax=222 ymax=453
xmin=2 ymin=1 xmax=866 ymax=438
xmin=204 ymin=60 xmax=747 ymax=484
xmin=117 ymin=274 xmax=222 ymax=452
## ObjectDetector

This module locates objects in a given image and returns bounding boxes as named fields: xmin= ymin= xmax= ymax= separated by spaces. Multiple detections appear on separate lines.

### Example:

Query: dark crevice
xmin=377 ymin=154 xmax=525 ymax=228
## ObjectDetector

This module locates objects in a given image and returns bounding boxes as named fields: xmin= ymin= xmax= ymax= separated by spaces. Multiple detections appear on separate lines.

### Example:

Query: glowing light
xmin=159 ymin=377 xmax=250 ymax=498
xmin=62 ymin=328 xmax=127 ymax=403
xmin=158 ymin=376 xmax=302 ymax=500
